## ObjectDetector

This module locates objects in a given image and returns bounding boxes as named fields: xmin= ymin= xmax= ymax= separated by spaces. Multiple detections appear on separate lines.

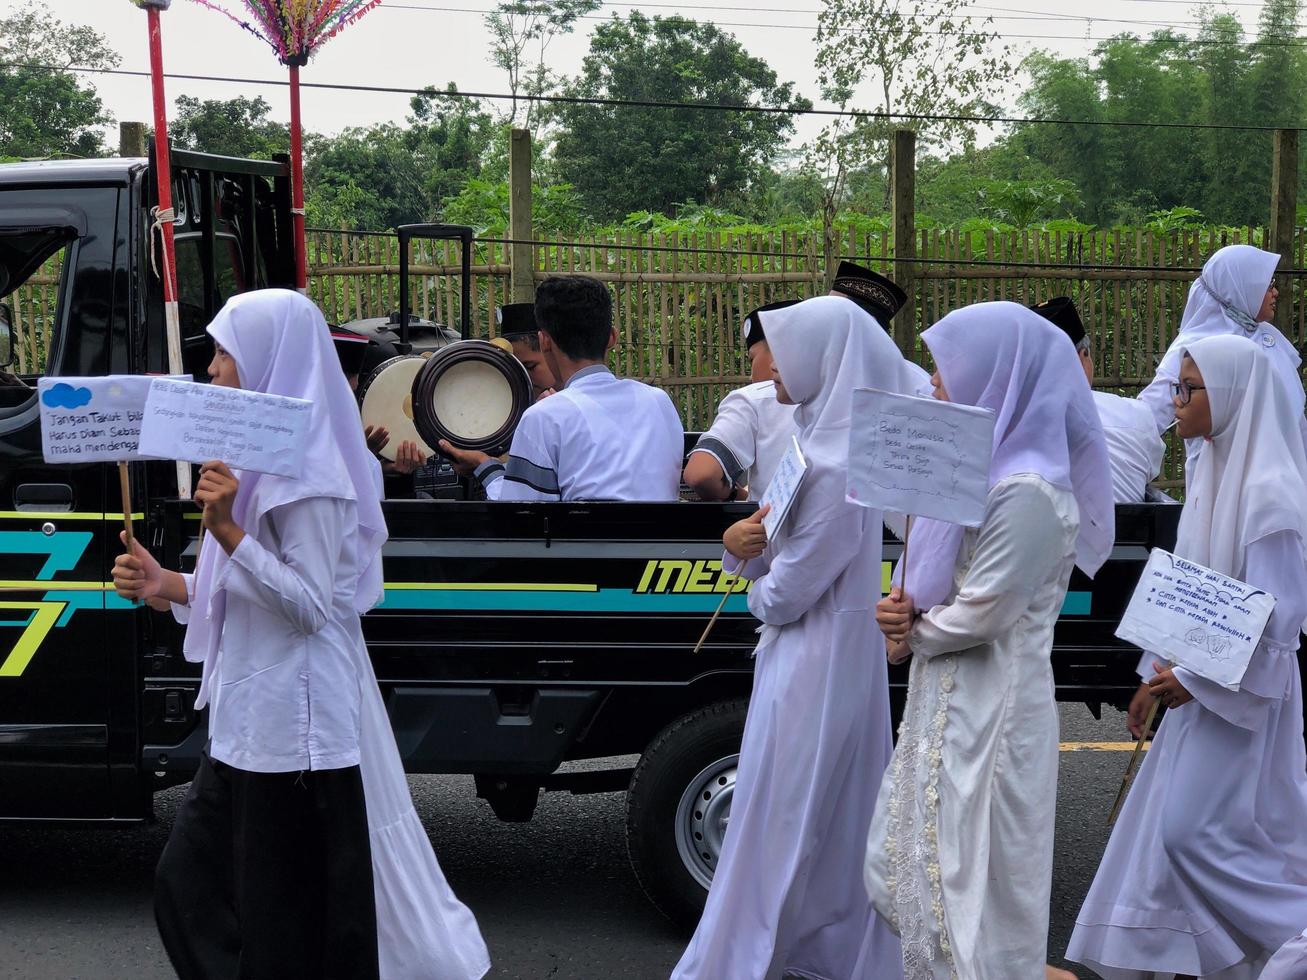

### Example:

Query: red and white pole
xmin=288 ymin=63 xmax=308 ymax=293
xmin=143 ymin=2 xmax=192 ymax=499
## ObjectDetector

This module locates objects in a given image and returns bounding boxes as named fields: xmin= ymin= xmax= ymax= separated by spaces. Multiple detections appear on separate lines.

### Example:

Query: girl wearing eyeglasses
xmin=1069 ymin=334 xmax=1307 ymax=980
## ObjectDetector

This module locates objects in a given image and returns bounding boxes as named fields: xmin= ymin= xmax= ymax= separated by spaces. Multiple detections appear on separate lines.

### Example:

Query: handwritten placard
xmin=137 ymin=379 xmax=313 ymax=478
xmin=758 ymin=435 xmax=808 ymax=539
xmin=1116 ymin=548 xmax=1275 ymax=690
xmin=846 ymin=388 xmax=996 ymax=527
xmin=38 ymin=375 xmax=184 ymax=463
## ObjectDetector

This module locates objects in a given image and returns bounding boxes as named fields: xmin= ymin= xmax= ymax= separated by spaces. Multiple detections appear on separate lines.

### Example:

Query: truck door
xmin=0 ymin=187 xmax=133 ymax=819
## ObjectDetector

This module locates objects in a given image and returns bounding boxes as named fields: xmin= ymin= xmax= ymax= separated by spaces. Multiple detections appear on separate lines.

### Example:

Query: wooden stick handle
xmin=900 ymin=515 xmax=913 ymax=596
xmin=117 ymin=461 xmax=134 ymax=553
xmin=1108 ymin=694 xmax=1163 ymax=826
xmin=693 ymin=589 xmax=734 ymax=654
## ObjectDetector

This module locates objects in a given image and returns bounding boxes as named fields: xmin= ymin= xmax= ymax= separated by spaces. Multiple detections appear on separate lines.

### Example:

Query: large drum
xmin=358 ymin=354 xmax=434 ymax=462
xmin=411 ymin=341 xmax=533 ymax=458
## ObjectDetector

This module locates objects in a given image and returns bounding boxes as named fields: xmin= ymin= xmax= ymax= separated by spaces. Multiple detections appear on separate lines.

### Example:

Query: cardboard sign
xmin=38 ymin=375 xmax=175 ymax=463
xmin=846 ymin=388 xmax=996 ymax=527
xmin=137 ymin=378 xmax=312 ymax=478
xmin=1116 ymin=548 xmax=1275 ymax=690
xmin=759 ymin=435 xmax=808 ymax=539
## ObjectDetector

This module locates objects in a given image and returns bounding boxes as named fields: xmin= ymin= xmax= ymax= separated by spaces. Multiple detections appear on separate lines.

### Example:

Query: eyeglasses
xmin=1171 ymin=381 xmax=1206 ymax=405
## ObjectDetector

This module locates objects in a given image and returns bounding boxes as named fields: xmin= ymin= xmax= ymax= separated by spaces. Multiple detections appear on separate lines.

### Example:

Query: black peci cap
xmin=330 ymin=328 xmax=370 ymax=378
xmin=496 ymin=303 xmax=538 ymax=338
xmin=1029 ymin=296 xmax=1086 ymax=347
xmin=830 ymin=261 xmax=908 ymax=328
xmin=743 ymin=299 xmax=802 ymax=348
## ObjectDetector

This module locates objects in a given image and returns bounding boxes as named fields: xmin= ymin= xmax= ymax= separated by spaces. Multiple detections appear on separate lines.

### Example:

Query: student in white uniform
xmin=112 ymin=290 xmax=489 ymax=980
xmin=496 ymin=301 xmax=559 ymax=401
xmin=1137 ymin=244 xmax=1303 ymax=460
xmin=672 ymin=295 xmax=917 ymax=980
xmin=1068 ymin=334 xmax=1307 ymax=980
xmin=869 ymin=302 xmax=1114 ymax=980
xmin=687 ymin=265 xmax=924 ymax=503
xmin=684 ymin=299 xmax=799 ymax=500
xmin=1031 ymin=297 xmax=1165 ymax=502
xmin=441 ymin=275 xmax=684 ymax=501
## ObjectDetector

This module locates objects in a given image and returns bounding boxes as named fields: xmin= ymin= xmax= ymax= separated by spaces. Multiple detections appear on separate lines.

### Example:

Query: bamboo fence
xmin=12 ymin=224 xmax=1303 ymax=485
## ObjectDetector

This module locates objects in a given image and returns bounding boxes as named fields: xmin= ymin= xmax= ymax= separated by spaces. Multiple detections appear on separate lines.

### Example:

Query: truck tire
xmin=625 ymin=698 xmax=748 ymax=930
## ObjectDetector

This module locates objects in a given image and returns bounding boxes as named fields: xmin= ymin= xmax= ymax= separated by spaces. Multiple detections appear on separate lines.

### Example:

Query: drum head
xmin=357 ymin=355 xmax=434 ymax=462
xmin=411 ymin=341 xmax=533 ymax=457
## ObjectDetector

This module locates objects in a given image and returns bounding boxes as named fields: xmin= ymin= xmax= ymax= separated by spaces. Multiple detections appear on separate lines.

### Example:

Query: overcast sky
xmin=48 ymin=0 xmax=1274 ymax=151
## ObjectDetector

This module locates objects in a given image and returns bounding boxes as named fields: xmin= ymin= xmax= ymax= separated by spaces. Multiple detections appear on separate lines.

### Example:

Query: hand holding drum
xmin=409 ymin=341 xmax=534 ymax=462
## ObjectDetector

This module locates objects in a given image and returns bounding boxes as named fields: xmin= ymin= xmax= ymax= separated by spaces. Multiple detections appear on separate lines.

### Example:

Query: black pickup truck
xmin=0 ymin=151 xmax=1180 ymax=926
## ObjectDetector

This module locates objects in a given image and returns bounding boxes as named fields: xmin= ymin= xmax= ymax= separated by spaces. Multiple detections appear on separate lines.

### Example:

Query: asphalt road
xmin=1 ymin=704 xmax=1135 ymax=980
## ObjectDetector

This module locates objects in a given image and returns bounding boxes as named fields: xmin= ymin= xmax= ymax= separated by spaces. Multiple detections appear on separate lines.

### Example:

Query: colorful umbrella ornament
xmin=189 ymin=1 xmax=383 ymax=288
xmin=188 ymin=0 xmax=382 ymax=66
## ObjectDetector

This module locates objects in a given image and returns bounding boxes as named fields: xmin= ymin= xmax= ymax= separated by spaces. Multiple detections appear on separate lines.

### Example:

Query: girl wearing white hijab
xmin=1068 ymin=334 xmax=1307 ymax=980
xmin=112 ymin=290 xmax=489 ymax=980
xmin=671 ymin=295 xmax=920 ymax=980
xmin=1138 ymin=244 xmax=1301 ymax=450
xmin=867 ymin=302 xmax=1114 ymax=980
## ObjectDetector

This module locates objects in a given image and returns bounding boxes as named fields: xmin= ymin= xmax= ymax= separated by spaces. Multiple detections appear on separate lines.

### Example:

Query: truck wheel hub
xmin=675 ymin=754 xmax=738 ymax=891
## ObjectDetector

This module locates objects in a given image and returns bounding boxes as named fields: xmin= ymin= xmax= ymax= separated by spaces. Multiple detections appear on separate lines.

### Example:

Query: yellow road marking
xmin=1059 ymin=741 xmax=1150 ymax=752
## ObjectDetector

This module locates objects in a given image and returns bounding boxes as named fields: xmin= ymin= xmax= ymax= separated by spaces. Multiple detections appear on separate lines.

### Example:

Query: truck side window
xmin=174 ymin=232 xmax=245 ymax=379
xmin=0 ymin=229 xmax=71 ymax=401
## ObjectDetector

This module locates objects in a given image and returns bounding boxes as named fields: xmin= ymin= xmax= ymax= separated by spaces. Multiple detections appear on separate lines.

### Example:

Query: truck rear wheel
xmin=625 ymin=698 xmax=748 ymax=929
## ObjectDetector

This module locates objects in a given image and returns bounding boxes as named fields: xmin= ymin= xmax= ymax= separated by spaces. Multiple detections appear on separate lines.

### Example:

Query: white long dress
xmin=865 ymin=474 xmax=1079 ymax=980
xmin=671 ymin=464 xmax=902 ymax=980
xmin=1067 ymin=530 xmax=1307 ymax=980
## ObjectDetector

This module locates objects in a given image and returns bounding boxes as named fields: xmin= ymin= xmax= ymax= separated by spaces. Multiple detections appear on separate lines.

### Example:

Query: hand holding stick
xmin=694 ymin=506 xmax=770 ymax=654
xmin=1108 ymin=660 xmax=1175 ymax=826
xmin=117 ymin=461 xmax=135 ymax=553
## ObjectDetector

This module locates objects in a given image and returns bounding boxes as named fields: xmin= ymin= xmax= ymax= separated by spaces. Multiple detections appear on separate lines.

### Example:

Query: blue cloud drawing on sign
xmin=41 ymin=383 xmax=92 ymax=409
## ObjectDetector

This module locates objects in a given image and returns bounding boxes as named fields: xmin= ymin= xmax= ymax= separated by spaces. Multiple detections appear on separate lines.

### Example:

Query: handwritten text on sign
xmin=38 ymin=375 xmax=184 ymax=463
xmin=1116 ymin=548 xmax=1275 ymax=690
xmin=137 ymin=379 xmax=312 ymax=478
xmin=846 ymin=388 xmax=996 ymax=527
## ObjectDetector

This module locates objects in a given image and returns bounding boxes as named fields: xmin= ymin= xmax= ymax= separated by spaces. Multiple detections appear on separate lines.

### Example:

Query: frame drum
xmin=411 ymin=341 xmax=533 ymax=457
xmin=357 ymin=355 xmax=434 ymax=462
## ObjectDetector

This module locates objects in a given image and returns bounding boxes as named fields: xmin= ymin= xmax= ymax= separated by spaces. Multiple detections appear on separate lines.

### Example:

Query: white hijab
xmin=186 ymin=290 xmax=387 ymax=706
xmin=906 ymin=302 xmax=1115 ymax=611
xmin=1177 ymin=333 xmax=1307 ymax=578
xmin=760 ymin=294 xmax=929 ymax=486
xmin=1158 ymin=244 xmax=1301 ymax=414
xmin=763 ymin=291 xmax=935 ymax=473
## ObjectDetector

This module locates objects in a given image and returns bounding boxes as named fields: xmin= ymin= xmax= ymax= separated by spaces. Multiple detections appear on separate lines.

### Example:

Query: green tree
xmin=485 ymin=0 xmax=600 ymax=129
xmin=1011 ymin=3 xmax=1306 ymax=227
xmin=551 ymin=13 xmax=810 ymax=220
xmin=809 ymin=0 xmax=1013 ymax=221
xmin=0 ymin=2 xmax=120 ymax=159
xmin=304 ymin=85 xmax=495 ymax=230
xmin=171 ymin=95 xmax=289 ymax=159
xmin=439 ymin=177 xmax=589 ymax=234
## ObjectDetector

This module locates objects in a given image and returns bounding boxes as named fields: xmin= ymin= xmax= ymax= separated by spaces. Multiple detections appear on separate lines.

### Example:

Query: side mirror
xmin=0 ymin=303 xmax=14 ymax=370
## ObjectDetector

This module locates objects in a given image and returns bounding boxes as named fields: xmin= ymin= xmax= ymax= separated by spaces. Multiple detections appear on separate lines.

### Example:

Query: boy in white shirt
xmin=442 ymin=275 xmax=684 ymax=501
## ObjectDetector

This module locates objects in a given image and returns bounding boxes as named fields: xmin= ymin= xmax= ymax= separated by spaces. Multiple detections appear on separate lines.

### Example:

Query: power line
xmin=398 ymin=0 xmax=1288 ymax=35
xmin=383 ymin=0 xmax=1307 ymax=43
xmin=13 ymin=62 xmax=1302 ymax=131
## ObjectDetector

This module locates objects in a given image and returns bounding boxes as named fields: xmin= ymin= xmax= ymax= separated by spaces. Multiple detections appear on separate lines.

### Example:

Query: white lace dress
xmin=865 ymin=474 xmax=1079 ymax=980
